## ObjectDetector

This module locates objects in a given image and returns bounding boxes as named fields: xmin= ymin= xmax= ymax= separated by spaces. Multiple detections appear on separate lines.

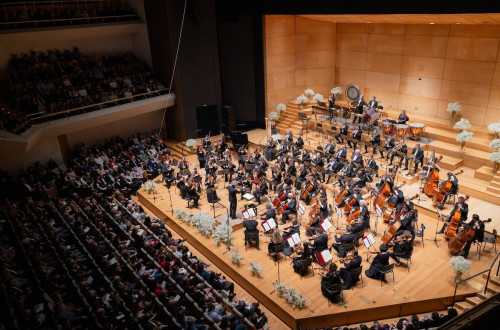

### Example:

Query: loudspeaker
xmin=196 ymin=105 xmax=219 ymax=138
xmin=221 ymin=105 xmax=236 ymax=133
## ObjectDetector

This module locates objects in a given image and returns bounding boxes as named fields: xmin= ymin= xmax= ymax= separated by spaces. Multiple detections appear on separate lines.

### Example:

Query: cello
xmin=346 ymin=208 xmax=360 ymax=224
xmin=373 ymin=165 xmax=398 ymax=210
xmin=300 ymin=181 xmax=314 ymax=201
xmin=335 ymin=185 xmax=350 ymax=205
xmin=382 ymin=182 xmax=406 ymax=223
xmin=381 ymin=210 xmax=415 ymax=245
xmin=445 ymin=195 xmax=469 ymax=240
xmin=423 ymin=155 xmax=443 ymax=196
xmin=272 ymin=191 xmax=286 ymax=207
xmin=448 ymin=218 xmax=492 ymax=254
xmin=432 ymin=170 xmax=463 ymax=205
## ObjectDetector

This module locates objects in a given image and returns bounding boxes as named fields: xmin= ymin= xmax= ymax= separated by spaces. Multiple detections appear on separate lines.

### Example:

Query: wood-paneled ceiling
xmin=299 ymin=14 xmax=500 ymax=25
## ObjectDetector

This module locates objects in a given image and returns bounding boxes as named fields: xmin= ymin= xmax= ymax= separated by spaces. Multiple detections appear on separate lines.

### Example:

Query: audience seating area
xmin=0 ymin=0 xmax=139 ymax=30
xmin=0 ymin=131 xmax=269 ymax=329
xmin=2 ymin=47 xmax=167 ymax=133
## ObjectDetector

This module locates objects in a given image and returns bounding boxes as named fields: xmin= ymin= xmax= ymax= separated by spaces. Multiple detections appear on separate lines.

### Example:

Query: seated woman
xmin=365 ymin=244 xmax=399 ymax=281
xmin=292 ymin=242 xmax=311 ymax=276
xmin=320 ymin=263 xmax=342 ymax=299
xmin=267 ymin=227 xmax=284 ymax=255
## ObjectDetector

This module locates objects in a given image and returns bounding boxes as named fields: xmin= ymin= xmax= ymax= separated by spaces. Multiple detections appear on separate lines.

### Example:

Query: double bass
xmin=445 ymin=195 xmax=469 ymax=240
xmin=423 ymin=155 xmax=443 ymax=196
xmin=432 ymin=170 xmax=463 ymax=205
xmin=382 ymin=182 xmax=406 ymax=223
xmin=448 ymin=218 xmax=492 ymax=254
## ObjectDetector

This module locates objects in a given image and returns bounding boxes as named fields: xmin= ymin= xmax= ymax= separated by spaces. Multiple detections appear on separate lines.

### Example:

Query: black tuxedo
xmin=405 ymin=147 xmax=424 ymax=170
xmin=340 ymin=255 xmax=362 ymax=289
xmin=335 ymin=125 xmax=349 ymax=143
xmin=310 ymin=234 xmax=328 ymax=255
xmin=462 ymin=219 xmax=486 ymax=258
xmin=227 ymin=185 xmax=241 ymax=218
xmin=368 ymin=99 xmax=378 ymax=109
xmin=331 ymin=233 xmax=357 ymax=258
xmin=260 ymin=208 xmax=276 ymax=221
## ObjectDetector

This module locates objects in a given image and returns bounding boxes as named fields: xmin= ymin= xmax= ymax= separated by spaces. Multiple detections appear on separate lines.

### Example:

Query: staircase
xmin=486 ymin=174 xmax=500 ymax=195
xmin=454 ymin=273 xmax=500 ymax=312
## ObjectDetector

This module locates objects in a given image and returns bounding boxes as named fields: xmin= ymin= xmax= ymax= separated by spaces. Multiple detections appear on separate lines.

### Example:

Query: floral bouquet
xmin=450 ymin=256 xmax=471 ymax=282
xmin=304 ymin=89 xmax=315 ymax=99
xmin=185 ymin=138 xmax=197 ymax=153
xmin=277 ymin=103 xmax=286 ymax=120
xmin=175 ymin=208 xmax=188 ymax=220
xmin=268 ymin=111 xmax=279 ymax=121
xmin=213 ymin=222 xmax=233 ymax=246
xmin=249 ymin=261 xmax=262 ymax=277
xmin=141 ymin=181 xmax=157 ymax=194
xmin=273 ymin=281 xmax=287 ymax=296
xmin=488 ymin=123 xmax=500 ymax=139
xmin=447 ymin=101 xmax=462 ymax=125
xmin=453 ymin=118 xmax=471 ymax=132
xmin=490 ymin=151 xmax=500 ymax=174
xmin=456 ymin=131 xmax=473 ymax=153
xmin=191 ymin=212 xmax=216 ymax=237
xmin=331 ymin=87 xmax=342 ymax=95
xmin=296 ymin=94 xmax=309 ymax=109
xmin=271 ymin=133 xmax=282 ymax=142
xmin=313 ymin=93 xmax=324 ymax=104
xmin=229 ymin=249 xmax=243 ymax=266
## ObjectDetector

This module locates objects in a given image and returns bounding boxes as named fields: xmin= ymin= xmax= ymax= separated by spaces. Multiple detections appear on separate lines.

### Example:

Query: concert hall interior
xmin=2 ymin=1 xmax=500 ymax=329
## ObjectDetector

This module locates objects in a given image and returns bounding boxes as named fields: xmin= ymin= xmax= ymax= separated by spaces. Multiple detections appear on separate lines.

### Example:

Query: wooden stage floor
xmin=137 ymin=175 xmax=496 ymax=329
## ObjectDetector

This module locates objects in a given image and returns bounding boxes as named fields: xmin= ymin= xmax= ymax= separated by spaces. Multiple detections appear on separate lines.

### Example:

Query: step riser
xmin=425 ymin=132 xmax=491 ymax=153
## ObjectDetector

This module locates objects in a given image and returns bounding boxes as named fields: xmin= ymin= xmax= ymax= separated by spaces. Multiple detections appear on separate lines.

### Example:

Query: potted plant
xmin=141 ymin=181 xmax=157 ymax=194
xmin=331 ymin=86 xmax=342 ymax=96
xmin=447 ymin=101 xmax=462 ymax=125
xmin=249 ymin=261 xmax=262 ymax=277
xmin=185 ymin=138 xmax=197 ymax=153
xmin=449 ymin=256 xmax=471 ymax=282
xmin=296 ymin=94 xmax=309 ymax=110
xmin=456 ymin=131 xmax=473 ymax=153
xmin=304 ymin=89 xmax=315 ymax=100
xmin=488 ymin=123 xmax=500 ymax=140
xmin=313 ymin=93 xmax=324 ymax=105
xmin=453 ymin=118 xmax=471 ymax=132
xmin=277 ymin=103 xmax=286 ymax=120
xmin=229 ymin=249 xmax=243 ymax=266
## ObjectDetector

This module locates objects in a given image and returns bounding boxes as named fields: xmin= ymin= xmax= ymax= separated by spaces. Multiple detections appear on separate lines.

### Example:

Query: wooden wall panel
xmin=449 ymin=25 xmax=500 ymax=38
xmin=403 ymin=35 xmax=448 ymax=58
xmin=493 ymin=63 xmax=500 ymax=86
xmin=487 ymin=84 xmax=500 ymax=109
xmin=402 ymin=76 xmax=442 ymax=99
xmin=446 ymin=37 xmax=499 ymax=61
xmin=336 ymin=51 xmax=366 ymax=70
xmin=436 ymin=101 xmax=487 ymax=126
xmin=401 ymin=56 xmax=445 ymax=79
xmin=296 ymin=33 xmax=336 ymax=51
xmin=485 ymin=108 xmax=500 ymax=125
xmin=367 ymin=34 xmax=405 ymax=54
xmin=266 ymin=54 xmax=295 ymax=74
xmin=368 ymin=24 xmax=405 ymax=35
xmin=442 ymin=59 xmax=495 ymax=85
xmin=405 ymin=24 xmax=450 ymax=36
xmin=337 ymin=67 xmax=365 ymax=86
xmin=295 ymin=68 xmax=335 ymax=86
xmin=267 ymin=72 xmax=288 ymax=92
xmin=296 ymin=16 xmax=335 ymax=35
xmin=362 ymin=89 xmax=399 ymax=109
xmin=265 ymin=15 xmax=295 ymax=38
xmin=440 ymin=81 xmax=490 ymax=107
xmin=266 ymin=35 xmax=295 ymax=56
xmin=365 ymin=71 xmax=400 ymax=93
xmin=295 ymin=50 xmax=335 ymax=69
xmin=365 ymin=53 xmax=403 ymax=74
xmin=397 ymin=94 xmax=439 ymax=117
xmin=267 ymin=88 xmax=295 ymax=112
xmin=336 ymin=33 xmax=368 ymax=52
xmin=337 ymin=23 xmax=368 ymax=33
xmin=295 ymin=84 xmax=335 ymax=99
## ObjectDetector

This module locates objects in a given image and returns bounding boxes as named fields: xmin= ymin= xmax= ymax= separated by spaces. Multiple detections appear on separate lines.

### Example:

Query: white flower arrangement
xmin=456 ymin=131 xmax=473 ymax=143
xmin=489 ymin=139 xmax=500 ymax=151
xmin=331 ymin=87 xmax=342 ymax=95
xmin=304 ymin=89 xmax=315 ymax=99
xmin=191 ymin=212 xmax=216 ymax=237
xmin=229 ymin=249 xmax=243 ymax=266
xmin=489 ymin=151 xmax=500 ymax=163
xmin=268 ymin=111 xmax=279 ymax=121
xmin=141 ymin=181 xmax=157 ymax=194
xmin=447 ymin=101 xmax=462 ymax=112
xmin=271 ymin=133 xmax=282 ymax=142
xmin=273 ymin=282 xmax=308 ymax=309
xmin=175 ymin=208 xmax=188 ymax=220
xmin=313 ymin=94 xmax=324 ymax=102
xmin=296 ymin=94 xmax=309 ymax=105
xmin=276 ymin=103 xmax=286 ymax=112
xmin=212 ymin=222 xmax=233 ymax=246
xmin=453 ymin=118 xmax=471 ymax=131
xmin=249 ymin=261 xmax=262 ymax=277
xmin=185 ymin=138 xmax=197 ymax=147
xmin=450 ymin=256 xmax=472 ymax=282
xmin=488 ymin=123 xmax=500 ymax=133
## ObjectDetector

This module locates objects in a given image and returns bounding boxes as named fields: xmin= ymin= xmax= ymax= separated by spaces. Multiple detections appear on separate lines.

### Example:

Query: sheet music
xmin=242 ymin=208 xmax=256 ymax=219
xmin=375 ymin=204 xmax=383 ymax=217
xmin=317 ymin=249 xmax=332 ymax=265
xmin=286 ymin=233 xmax=301 ymax=247
xmin=320 ymin=219 xmax=333 ymax=232
xmin=262 ymin=218 xmax=276 ymax=232
xmin=298 ymin=203 xmax=306 ymax=215
xmin=335 ymin=205 xmax=342 ymax=217
xmin=243 ymin=193 xmax=254 ymax=200
xmin=362 ymin=233 xmax=376 ymax=249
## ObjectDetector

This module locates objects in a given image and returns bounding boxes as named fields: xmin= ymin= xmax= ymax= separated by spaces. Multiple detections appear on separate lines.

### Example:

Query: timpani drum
xmin=382 ymin=121 xmax=393 ymax=135
xmin=394 ymin=124 xmax=409 ymax=137
xmin=409 ymin=123 xmax=426 ymax=140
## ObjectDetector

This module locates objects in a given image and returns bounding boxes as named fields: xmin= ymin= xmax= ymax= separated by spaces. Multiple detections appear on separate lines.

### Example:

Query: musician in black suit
xmin=389 ymin=140 xmax=408 ymax=167
xmin=334 ymin=145 xmax=347 ymax=161
xmin=364 ymin=130 xmax=381 ymax=155
xmin=438 ymin=196 xmax=468 ymax=234
xmin=353 ymin=96 xmax=367 ymax=124
xmin=365 ymin=244 xmax=399 ymax=281
xmin=461 ymin=214 xmax=485 ymax=259
xmin=202 ymin=135 xmax=212 ymax=150
xmin=381 ymin=135 xmax=396 ymax=159
xmin=278 ymin=140 xmax=287 ymax=156
xmin=320 ymin=263 xmax=342 ymax=298
xmin=328 ymin=93 xmax=336 ymax=109
xmin=404 ymin=143 xmax=424 ymax=171
xmin=397 ymin=109 xmax=409 ymax=124
xmin=308 ymin=229 xmax=329 ymax=255
xmin=331 ymin=230 xmax=357 ymax=258
xmin=367 ymin=154 xmax=379 ymax=178
xmin=296 ymin=133 xmax=304 ymax=149
xmin=368 ymin=96 xmax=378 ymax=109
xmin=359 ymin=200 xmax=370 ymax=228
xmin=227 ymin=181 xmax=241 ymax=219
xmin=394 ymin=209 xmax=416 ymax=238
xmin=253 ymin=177 xmax=268 ymax=205
xmin=339 ymin=250 xmax=362 ymax=289
xmin=324 ymin=140 xmax=335 ymax=155
xmin=243 ymin=217 xmax=259 ymax=245
xmin=186 ymin=182 xmax=200 ymax=207
xmin=396 ymin=196 xmax=415 ymax=213
xmin=260 ymin=204 xmax=276 ymax=221
xmin=348 ymin=126 xmax=363 ymax=150
xmin=335 ymin=121 xmax=349 ymax=144
xmin=439 ymin=172 xmax=460 ymax=208
xmin=280 ymin=193 xmax=297 ymax=224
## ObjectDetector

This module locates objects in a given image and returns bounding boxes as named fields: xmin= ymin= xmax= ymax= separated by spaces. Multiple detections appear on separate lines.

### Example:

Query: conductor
xmin=227 ymin=180 xmax=241 ymax=219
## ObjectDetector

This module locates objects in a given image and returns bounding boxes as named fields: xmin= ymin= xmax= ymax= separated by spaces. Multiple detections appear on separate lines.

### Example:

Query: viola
xmin=432 ymin=170 xmax=463 ymax=205
xmin=445 ymin=195 xmax=469 ymax=240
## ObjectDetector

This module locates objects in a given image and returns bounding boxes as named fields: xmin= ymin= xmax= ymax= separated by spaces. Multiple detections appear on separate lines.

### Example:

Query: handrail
xmin=0 ymin=14 xmax=140 ymax=26
xmin=451 ymin=251 xmax=500 ymax=307
xmin=12 ymin=88 xmax=168 ymax=134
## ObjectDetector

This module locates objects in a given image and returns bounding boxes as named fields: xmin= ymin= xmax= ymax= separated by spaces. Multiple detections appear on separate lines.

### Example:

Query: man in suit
xmin=243 ymin=216 xmax=259 ymax=246
xmin=405 ymin=143 xmax=424 ymax=172
xmin=368 ymin=96 xmax=378 ymax=109
xmin=397 ymin=109 xmax=409 ymax=125
xmin=339 ymin=250 xmax=362 ymax=289
xmin=280 ymin=193 xmax=297 ymax=224
xmin=364 ymin=130 xmax=381 ymax=155
xmin=353 ymin=95 xmax=367 ymax=124
xmin=335 ymin=121 xmax=349 ymax=144
xmin=381 ymin=135 xmax=396 ymax=159
xmin=296 ymin=133 xmax=304 ymax=149
xmin=365 ymin=244 xmax=399 ymax=281
xmin=308 ymin=229 xmax=329 ymax=255
xmin=359 ymin=200 xmax=370 ymax=229
xmin=439 ymin=172 xmax=460 ymax=208
xmin=331 ymin=229 xmax=357 ymax=258
xmin=260 ymin=204 xmax=276 ymax=221
xmin=461 ymin=214 xmax=485 ymax=259
xmin=367 ymin=154 xmax=379 ymax=178
xmin=253 ymin=177 xmax=268 ymax=205
xmin=438 ymin=196 xmax=469 ymax=234
xmin=394 ymin=208 xmax=416 ymax=238
xmin=348 ymin=126 xmax=363 ymax=150
xmin=389 ymin=140 xmax=408 ymax=167
xmin=324 ymin=140 xmax=335 ymax=155
xmin=227 ymin=181 xmax=241 ymax=219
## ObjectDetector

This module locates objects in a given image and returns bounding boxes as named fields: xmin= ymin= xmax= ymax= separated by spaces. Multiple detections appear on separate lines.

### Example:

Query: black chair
xmin=483 ymin=229 xmax=497 ymax=253
xmin=323 ymin=283 xmax=343 ymax=306
xmin=245 ymin=232 xmax=260 ymax=250
xmin=380 ymin=264 xmax=395 ymax=286
xmin=186 ymin=197 xmax=194 ymax=208
xmin=314 ymin=122 xmax=324 ymax=137
xmin=269 ymin=242 xmax=284 ymax=262
xmin=298 ymin=113 xmax=311 ymax=132
xmin=297 ymin=257 xmax=313 ymax=280
xmin=352 ymin=266 xmax=363 ymax=288
xmin=397 ymin=247 xmax=414 ymax=272
xmin=414 ymin=223 xmax=425 ymax=247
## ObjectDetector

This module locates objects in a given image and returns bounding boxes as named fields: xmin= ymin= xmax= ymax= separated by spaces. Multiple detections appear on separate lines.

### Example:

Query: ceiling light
xmin=365 ymin=21 xmax=370 ymax=24
xmin=455 ymin=22 xmax=461 ymax=24
xmin=429 ymin=22 xmax=435 ymax=24
xmin=483 ymin=22 xmax=490 ymax=24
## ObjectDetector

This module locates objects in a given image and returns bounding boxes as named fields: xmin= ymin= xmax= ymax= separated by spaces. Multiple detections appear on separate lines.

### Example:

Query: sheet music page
xmin=267 ymin=218 xmax=276 ymax=229
xmin=243 ymin=193 xmax=254 ymax=200
xmin=262 ymin=221 xmax=270 ymax=232
xmin=321 ymin=219 xmax=332 ymax=231
xmin=321 ymin=249 xmax=333 ymax=263
xmin=298 ymin=203 xmax=306 ymax=215
xmin=248 ymin=208 xmax=256 ymax=217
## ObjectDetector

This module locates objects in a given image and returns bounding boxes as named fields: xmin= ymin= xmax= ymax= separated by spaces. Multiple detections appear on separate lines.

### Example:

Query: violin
xmin=445 ymin=195 xmax=469 ymax=240
xmin=337 ymin=255 xmax=355 ymax=263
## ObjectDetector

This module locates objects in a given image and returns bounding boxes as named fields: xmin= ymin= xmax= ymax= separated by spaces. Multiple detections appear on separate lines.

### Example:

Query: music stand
xmin=427 ymin=207 xmax=444 ymax=247
xmin=244 ymin=164 xmax=254 ymax=173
